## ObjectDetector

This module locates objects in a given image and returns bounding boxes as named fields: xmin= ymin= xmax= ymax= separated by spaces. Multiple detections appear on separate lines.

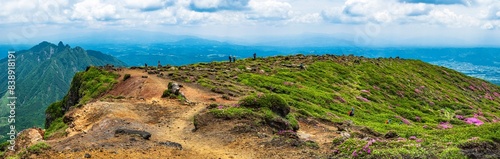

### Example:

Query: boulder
xmin=384 ymin=131 xmax=398 ymax=139
xmin=114 ymin=129 xmax=151 ymax=140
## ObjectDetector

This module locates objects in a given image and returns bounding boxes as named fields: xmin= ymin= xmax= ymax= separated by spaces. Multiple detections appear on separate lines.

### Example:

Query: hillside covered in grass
xmin=168 ymin=54 xmax=500 ymax=158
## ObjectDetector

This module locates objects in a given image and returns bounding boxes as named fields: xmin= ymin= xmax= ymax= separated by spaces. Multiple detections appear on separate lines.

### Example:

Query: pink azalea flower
xmin=395 ymin=116 xmax=411 ymax=125
xmin=485 ymin=93 xmax=494 ymax=100
xmin=494 ymin=92 xmax=500 ymax=98
xmin=414 ymin=88 xmax=422 ymax=94
xmin=469 ymin=85 xmax=476 ymax=91
xmin=356 ymin=96 xmax=370 ymax=102
xmin=335 ymin=96 xmax=346 ymax=103
xmin=455 ymin=115 xmax=465 ymax=120
xmin=464 ymin=118 xmax=484 ymax=126
xmin=438 ymin=122 xmax=453 ymax=129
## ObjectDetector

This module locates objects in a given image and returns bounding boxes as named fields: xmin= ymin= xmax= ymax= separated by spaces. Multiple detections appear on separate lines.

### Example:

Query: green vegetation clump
xmin=210 ymin=93 xmax=298 ymax=131
xmin=26 ymin=142 xmax=50 ymax=154
xmin=44 ymin=117 xmax=68 ymax=139
xmin=161 ymin=89 xmax=170 ymax=98
xmin=239 ymin=94 xmax=290 ymax=117
xmin=123 ymin=74 xmax=131 ymax=81
xmin=0 ymin=141 xmax=9 ymax=156
xmin=76 ymin=66 xmax=119 ymax=104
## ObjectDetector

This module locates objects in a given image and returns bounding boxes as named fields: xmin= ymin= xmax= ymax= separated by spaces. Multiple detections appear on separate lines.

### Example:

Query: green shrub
xmin=45 ymin=101 xmax=64 ymax=121
xmin=44 ymin=117 xmax=67 ymax=139
xmin=27 ymin=142 xmax=50 ymax=154
xmin=161 ymin=89 xmax=170 ymax=98
xmin=439 ymin=147 xmax=466 ymax=159
xmin=210 ymin=107 xmax=254 ymax=119
xmin=123 ymin=74 xmax=131 ymax=81
xmin=286 ymin=113 xmax=299 ymax=130
xmin=239 ymin=94 xmax=290 ymax=117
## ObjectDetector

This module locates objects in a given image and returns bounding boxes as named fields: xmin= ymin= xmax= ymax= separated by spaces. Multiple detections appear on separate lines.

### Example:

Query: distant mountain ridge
xmin=0 ymin=41 xmax=126 ymax=141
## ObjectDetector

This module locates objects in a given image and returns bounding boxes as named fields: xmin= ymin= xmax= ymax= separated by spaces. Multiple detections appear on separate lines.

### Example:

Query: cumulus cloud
xmin=71 ymin=0 xmax=120 ymax=21
xmin=189 ymin=0 xmax=249 ymax=12
xmin=485 ymin=3 xmax=500 ymax=20
xmin=0 ymin=0 xmax=70 ymax=24
xmin=321 ymin=0 xmax=488 ymax=30
xmin=246 ymin=0 xmax=293 ymax=20
xmin=322 ymin=0 xmax=435 ymax=24
xmin=399 ymin=0 xmax=471 ymax=5
xmin=124 ymin=0 xmax=173 ymax=11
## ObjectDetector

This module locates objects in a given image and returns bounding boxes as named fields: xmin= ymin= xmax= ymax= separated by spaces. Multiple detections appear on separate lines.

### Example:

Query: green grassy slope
xmin=174 ymin=54 xmax=500 ymax=158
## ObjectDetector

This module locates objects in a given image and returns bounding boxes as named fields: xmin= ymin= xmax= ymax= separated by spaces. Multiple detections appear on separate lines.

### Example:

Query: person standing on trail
xmin=233 ymin=56 xmax=237 ymax=62
xmin=145 ymin=63 xmax=148 ymax=72
xmin=253 ymin=52 xmax=256 ymax=60
xmin=348 ymin=107 xmax=354 ymax=116
xmin=229 ymin=55 xmax=232 ymax=63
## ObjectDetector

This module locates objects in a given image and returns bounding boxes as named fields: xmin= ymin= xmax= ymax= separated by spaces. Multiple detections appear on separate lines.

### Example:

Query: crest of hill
xmin=0 ymin=41 xmax=126 ymax=142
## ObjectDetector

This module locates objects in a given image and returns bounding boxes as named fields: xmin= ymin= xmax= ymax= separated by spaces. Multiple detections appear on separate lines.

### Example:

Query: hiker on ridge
xmin=229 ymin=55 xmax=232 ymax=63
xmin=348 ymin=108 xmax=354 ymax=116
xmin=253 ymin=52 xmax=256 ymax=60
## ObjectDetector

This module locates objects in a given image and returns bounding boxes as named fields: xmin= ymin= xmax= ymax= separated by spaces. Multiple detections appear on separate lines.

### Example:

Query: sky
xmin=0 ymin=0 xmax=499 ymax=47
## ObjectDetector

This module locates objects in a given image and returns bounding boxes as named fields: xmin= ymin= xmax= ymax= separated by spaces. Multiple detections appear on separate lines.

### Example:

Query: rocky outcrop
xmin=115 ymin=129 xmax=151 ymax=140
xmin=3 ymin=128 xmax=45 ymax=156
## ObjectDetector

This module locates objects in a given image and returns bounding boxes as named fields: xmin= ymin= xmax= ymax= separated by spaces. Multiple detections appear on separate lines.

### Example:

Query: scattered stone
xmin=384 ymin=131 xmax=399 ymax=139
xmin=257 ymin=132 xmax=269 ymax=138
xmin=222 ymin=95 xmax=231 ymax=100
xmin=341 ymin=132 xmax=351 ymax=139
xmin=141 ymin=75 xmax=148 ymax=78
xmin=158 ymin=141 xmax=183 ymax=150
xmin=360 ymin=126 xmax=382 ymax=137
xmin=84 ymin=153 xmax=91 ymax=158
xmin=114 ymin=129 xmax=151 ymax=140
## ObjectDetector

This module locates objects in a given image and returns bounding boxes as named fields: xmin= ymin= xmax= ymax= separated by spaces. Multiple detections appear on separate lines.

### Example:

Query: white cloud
xmin=0 ymin=0 xmax=70 ymax=24
xmin=189 ymin=0 xmax=249 ymax=12
xmin=289 ymin=13 xmax=323 ymax=23
xmin=426 ymin=9 xmax=480 ymax=27
xmin=321 ymin=0 xmax=491 ymax=30
xmin=124 ymin=0 xmax=171 ymax=11
xmin=71 ymin=0 xmax=120 ymax=21
xmin=246 ymin=0 xmax=293 ymax=20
